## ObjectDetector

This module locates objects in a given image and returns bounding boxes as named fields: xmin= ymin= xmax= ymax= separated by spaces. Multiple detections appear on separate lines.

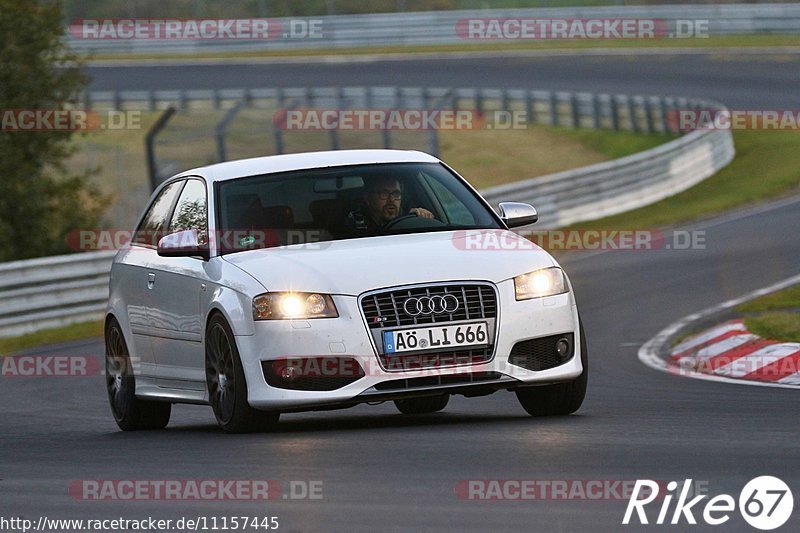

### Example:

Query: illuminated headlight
xmin=252 ymin=292 xmax=338 ymax=320
xmin=514 ymin=267 xmax=568 ymax=300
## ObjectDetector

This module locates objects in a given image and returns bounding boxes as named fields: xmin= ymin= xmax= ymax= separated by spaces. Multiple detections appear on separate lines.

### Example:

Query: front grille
xmin=508 ymin=333 xmax=575 ymax=372
xmin=361 ymin=283 xmax=497 ymax=329
xmin=373 ymin=371 xmax=503 ymax=391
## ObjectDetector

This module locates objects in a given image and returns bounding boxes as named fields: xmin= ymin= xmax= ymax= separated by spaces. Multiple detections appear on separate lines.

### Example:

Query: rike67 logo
xmin=623 ymin=477 xmax=794 ymax=530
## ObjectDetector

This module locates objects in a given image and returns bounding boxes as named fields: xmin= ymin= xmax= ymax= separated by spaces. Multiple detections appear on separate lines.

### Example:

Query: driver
xmin=362 ymin=176 xmax=433 ymax=228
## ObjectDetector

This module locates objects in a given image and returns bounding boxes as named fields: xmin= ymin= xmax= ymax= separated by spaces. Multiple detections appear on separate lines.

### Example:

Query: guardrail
xmin=481 ymin=126 xmax=734 ymax=227
xmin=66 ymin=3 xmax=800 ymax=55
xmin=0 ymin=251 xmax=116 ymax=338
xmin=0 ymin=86 xmax=734 ymax=338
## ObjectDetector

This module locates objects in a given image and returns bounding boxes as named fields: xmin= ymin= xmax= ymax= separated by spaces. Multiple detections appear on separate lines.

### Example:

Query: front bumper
xmin=237 ymin=279 xmax=582 ymax=411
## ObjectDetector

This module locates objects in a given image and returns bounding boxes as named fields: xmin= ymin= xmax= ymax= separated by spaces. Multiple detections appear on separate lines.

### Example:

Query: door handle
xmin=147 ymin=272 xmax=156 ymax=289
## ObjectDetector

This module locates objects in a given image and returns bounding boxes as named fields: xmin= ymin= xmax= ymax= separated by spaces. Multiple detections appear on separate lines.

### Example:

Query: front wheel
xmin=515 ymin=321 xmax=588 ymax=417
xmin=105 ymin=318 xmax=171 ymax=430
xmin=205 ymin=314 xmax=279 ymax=433
xmin=394 ymin=394 xmax=449 ymax=414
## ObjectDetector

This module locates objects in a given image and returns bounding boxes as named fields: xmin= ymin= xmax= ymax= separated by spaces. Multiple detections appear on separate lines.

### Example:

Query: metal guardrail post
xmin=145 ymin=106 xmax=176 ymax=191
xmin=644 ymin=97 xmax=656 ymax=133
xmin=273 ymin=88 xmax=285 ymax=155
xmin=526 ymin=91 xmax=534 ymax=126
xmin=659 ymin=97 xmax=668 ymax=133
xmin=592 ymin=94 xmax=601 ymax=129
xmin=610 ymin=96 xmax=620 ymax=131
xmin=626 ymin=96 xmax=637 ymax=132
xmin=215 ymin=100 xmax=245 ymax=162
xmin=330 ymin=88 xmax=341 ymax=151
xmin=570 ymin=93 xmax=580 ymax=129
xmin=549 ymin=92 xmax=558 ymax=127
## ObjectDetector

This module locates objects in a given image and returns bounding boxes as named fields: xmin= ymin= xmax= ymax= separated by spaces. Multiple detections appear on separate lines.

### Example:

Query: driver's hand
xmin=409 ymin=207 xmax=434 ymax=219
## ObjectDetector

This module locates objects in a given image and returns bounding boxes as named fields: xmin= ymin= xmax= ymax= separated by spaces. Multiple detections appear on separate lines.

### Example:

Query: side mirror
xmin=157 ymin=229 xmax=209 ymax=259
xmin=498 ymin=202 xmax=538 ymax=228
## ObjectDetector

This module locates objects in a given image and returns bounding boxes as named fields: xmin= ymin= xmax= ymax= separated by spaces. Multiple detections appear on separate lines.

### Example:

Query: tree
xmin=0 ymin=0 xmax=107 ymax=261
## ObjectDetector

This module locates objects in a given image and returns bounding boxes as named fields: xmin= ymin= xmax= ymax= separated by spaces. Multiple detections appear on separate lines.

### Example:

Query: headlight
xmin=514 ymin=267 xmax=568 ymax=300
xmin=252 ymin=292 xmax=338 ymax=320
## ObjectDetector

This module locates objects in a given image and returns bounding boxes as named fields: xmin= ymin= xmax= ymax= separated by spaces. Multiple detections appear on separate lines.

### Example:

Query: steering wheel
xmin=381 ymin=214 xmax=419 ymax=230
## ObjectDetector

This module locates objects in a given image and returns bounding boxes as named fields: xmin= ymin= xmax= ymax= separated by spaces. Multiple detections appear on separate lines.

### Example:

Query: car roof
xmin=175 ymin=149 xmax=441 ymax=183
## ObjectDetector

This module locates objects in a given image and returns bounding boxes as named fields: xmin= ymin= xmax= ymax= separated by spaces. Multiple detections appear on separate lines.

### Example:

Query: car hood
xmin=222 ymin=230 xmax=557 ymax=296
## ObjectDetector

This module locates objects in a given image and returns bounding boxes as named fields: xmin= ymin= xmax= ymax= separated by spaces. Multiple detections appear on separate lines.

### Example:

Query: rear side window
xmin=135 ymin=180 xmax=184 ymax=247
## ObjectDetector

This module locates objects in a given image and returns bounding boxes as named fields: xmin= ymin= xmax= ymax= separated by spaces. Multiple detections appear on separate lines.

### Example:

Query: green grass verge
xmin=745 ymin=312 xmax=800 ymax=343
xmin=86 ymin=34 xmax=800 ymax=62
xmin=568 ymin=131 xmax=800 ymax=230
xmin=734 ymin=285 xmax=800 ymax=343
xmin=736 ymin=285 xmax=800 ymax=313
xmin=440 ymin=126 xmax=671 ymax=189
xmin=0 ymin=320 xmax=104 ymax=357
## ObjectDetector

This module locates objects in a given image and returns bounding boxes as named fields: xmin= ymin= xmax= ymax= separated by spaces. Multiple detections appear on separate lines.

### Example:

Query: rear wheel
xmin=515 ymin=321 xmax=588 ymax=417
xmin=394 ymin=394 xmax=449 ymax=414
xmin=205 ymin=314 xmax=279 ymax=433
xmin=105 ymin=318 xmax=171 ymax=430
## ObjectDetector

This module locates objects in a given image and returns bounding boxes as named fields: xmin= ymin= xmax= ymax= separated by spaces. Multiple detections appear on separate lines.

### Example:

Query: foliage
xmin=0 ymin=0 xmax=108 ymax=261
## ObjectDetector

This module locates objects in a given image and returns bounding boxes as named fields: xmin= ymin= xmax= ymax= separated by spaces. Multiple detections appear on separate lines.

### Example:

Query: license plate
xmin=383 ymin=322 xmax=489 ymax=354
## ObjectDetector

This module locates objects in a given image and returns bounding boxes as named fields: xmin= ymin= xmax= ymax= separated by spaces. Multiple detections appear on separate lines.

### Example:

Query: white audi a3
xmin=105 ymin=149 xmax=587 ymax=432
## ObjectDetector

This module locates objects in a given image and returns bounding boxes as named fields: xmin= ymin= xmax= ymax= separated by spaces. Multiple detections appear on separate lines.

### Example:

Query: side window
xmin=169 ymin=179 xmax=208 ymax=240
xmin=136 ymin=181 xmax=184 ymax=247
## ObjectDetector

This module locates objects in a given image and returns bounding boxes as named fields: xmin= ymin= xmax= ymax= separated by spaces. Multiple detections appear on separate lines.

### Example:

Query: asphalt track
xmin=2 ymin=51 xmax=799 ymax=532
xmin=86 ymin=50 xmax=800 ymax=108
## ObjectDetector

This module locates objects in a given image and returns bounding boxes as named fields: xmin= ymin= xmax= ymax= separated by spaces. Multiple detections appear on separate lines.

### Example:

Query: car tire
xmin=205 ymin=314 xmax=280 ymax=433
xmin=515 ymin=320 xmax=588 ymax=417
xmin=105 ymin=318 xmax=171 ymax=431
xmin=394 ymin=394 xmax=449 ymax=415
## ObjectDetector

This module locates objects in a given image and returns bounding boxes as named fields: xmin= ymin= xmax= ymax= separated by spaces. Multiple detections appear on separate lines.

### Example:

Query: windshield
xmin=215 ymin=162 xmax=502 ymax=253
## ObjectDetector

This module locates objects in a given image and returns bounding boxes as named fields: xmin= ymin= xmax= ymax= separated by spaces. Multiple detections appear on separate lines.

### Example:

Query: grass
xmin=440 ymin=127 xmax=671 ymax=189
xmin=731 ymin=285 xmax=800 ymax=343
xmin=0 ymin=320 xmax=104 ymax=357
xmin=86 ymin=34 xmax=800 ymax=62
xmin=567 ymin=131 xmax=800 ymax=230
xmin=736 ymin=285 xmax=800 ymax=313
xmin=745 ymin=312 xmax=800 ymax=343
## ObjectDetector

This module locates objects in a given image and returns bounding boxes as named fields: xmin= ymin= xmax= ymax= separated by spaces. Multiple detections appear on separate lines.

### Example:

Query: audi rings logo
xmin=403 ymin=295 xmax=460 ymax=317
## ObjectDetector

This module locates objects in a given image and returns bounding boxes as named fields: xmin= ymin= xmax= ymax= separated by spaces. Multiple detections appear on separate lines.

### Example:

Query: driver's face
xmin=365 ymin=178 xmax=402 ymax=223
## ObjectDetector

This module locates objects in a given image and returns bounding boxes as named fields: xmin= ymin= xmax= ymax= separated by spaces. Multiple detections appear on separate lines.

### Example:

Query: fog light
xmin=556 ymin=337 xmax=571 ymax=358
xmin=280 ymin=365 xmax=299 ymax=381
